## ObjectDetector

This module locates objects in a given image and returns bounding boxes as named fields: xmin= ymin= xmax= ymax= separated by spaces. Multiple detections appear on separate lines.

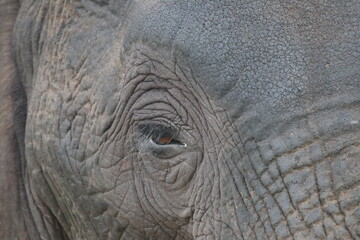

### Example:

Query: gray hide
xmin=1 ymin=0 xmax=359 ymax=239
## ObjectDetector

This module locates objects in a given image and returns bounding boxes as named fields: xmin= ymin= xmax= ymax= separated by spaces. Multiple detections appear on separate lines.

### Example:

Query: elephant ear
xmin=0 ymin=0 xmax=32 ymax=239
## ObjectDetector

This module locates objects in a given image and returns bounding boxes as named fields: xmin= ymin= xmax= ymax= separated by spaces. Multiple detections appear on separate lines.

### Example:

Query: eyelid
xmin=149 ymin=135 xmax=187 ymax=147
xmin=134 ymin=122 xmax=200 ymax=159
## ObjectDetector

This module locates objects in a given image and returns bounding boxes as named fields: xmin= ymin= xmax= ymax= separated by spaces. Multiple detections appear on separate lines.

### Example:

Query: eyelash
xmin=135 ymin=123 xmax=191 ymax=159
xmin=138 ymin=124 xmax=186 ymax=147
xmin=149 ymin=132 xmax=185 ymax=146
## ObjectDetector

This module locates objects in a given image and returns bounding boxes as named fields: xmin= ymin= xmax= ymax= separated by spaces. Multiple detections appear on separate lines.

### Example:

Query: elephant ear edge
xmin=0 ymin=0 xmax=33 ymax=239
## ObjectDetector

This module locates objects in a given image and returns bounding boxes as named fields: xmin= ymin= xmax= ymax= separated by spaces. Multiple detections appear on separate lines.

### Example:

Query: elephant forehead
xmin=124 ymin=0 xmax=360 ymax=120
xmin=125 ymin=1 xmax=305 ymax=111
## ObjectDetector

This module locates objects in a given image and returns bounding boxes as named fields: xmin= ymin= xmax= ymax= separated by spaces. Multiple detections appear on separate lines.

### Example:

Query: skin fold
xmin=1 ymin=0 xmax=359 ymax=239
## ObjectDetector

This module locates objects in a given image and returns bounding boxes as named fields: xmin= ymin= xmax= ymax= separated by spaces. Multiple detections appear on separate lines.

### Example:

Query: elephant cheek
xmin=190 ymin=136 xmax=360 ymax=239
xmin=133 ymin=151 xmax=201 ymax=226
xmin=141 ymin=151 xmax=200 ymax=193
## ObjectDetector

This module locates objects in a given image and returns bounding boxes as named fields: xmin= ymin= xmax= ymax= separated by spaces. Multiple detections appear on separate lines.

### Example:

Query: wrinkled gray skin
xmin=1 ymin=0 xmax=360 ymax=239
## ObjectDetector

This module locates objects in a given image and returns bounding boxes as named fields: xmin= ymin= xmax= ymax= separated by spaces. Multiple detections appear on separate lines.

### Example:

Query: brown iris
xmin=151 ymin=133 xmax=183 ymax=146
xmin=156 ymin=135 xmax=173 ymax=145
xmin=141 ymin=124 xmax=184 ymax=146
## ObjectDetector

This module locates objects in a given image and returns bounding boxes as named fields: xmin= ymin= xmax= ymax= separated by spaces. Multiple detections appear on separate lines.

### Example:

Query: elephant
xmin=1 ymin=0 xmax=360 ymax=239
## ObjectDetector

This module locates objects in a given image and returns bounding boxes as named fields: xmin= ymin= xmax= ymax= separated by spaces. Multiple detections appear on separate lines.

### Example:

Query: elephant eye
xmin=135 ymin=123 xmax=190 ymax=158
xmin=150 ymin=133 xmax=184 ymax=146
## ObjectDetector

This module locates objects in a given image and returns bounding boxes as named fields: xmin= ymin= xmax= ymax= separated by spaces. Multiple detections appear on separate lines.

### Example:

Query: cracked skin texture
xmin=1 ymin=0 xmax=360 ymax=239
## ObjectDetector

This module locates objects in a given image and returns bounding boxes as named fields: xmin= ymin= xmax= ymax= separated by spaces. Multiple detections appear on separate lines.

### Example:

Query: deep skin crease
xmin=1 ymin=0 xmax=360 ymax=239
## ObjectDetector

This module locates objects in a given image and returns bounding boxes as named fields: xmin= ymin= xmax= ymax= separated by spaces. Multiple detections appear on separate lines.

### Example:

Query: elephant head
xmin=1 ymin=0 xmax=359 ymax=239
